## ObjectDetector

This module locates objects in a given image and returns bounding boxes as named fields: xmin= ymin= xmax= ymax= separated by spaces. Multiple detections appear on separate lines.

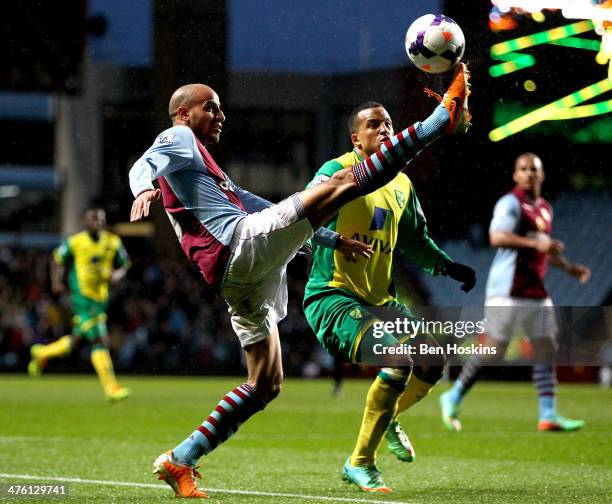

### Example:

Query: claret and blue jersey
xmin=130 ymin=126 xmax=252 ymax=289
xmin=485 ymin=186 xmax=553 ymax=299
xmin=130 ymin=125 xmax=336 ymax=291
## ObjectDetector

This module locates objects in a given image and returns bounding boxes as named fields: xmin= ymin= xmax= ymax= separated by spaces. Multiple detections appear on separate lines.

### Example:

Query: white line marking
xmin=0 ymin=473 xmax=415 ymax=504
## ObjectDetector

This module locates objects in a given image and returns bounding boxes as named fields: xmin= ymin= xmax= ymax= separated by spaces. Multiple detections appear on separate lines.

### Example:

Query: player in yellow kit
xmin=28 ymin=207 xmax=131 ymax=402
xmin=304 ymin=102 xmax=476 ymax=492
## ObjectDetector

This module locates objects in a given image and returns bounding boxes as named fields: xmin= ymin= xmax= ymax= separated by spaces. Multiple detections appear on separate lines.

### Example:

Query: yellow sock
xmin=90 ymin=348 xmax=119 ymax=393
xmin=350 ymin=376 xmax=401 ymax=466
xmin=393 ymin=372 xmax=435 ymax=421
xmin=37 ymin=335 xmax=72 ymax=360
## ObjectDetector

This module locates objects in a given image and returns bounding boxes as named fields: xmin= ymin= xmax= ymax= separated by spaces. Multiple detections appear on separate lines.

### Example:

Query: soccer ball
xmin=405 ymin=14 xmax=465 ymax=73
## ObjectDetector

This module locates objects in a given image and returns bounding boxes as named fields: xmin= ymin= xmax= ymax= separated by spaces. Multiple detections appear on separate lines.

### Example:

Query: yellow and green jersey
xmin=305 ymin=150 xmax=450 ymax=306
xmin=53 ymin=230 xmax=130 ymax=303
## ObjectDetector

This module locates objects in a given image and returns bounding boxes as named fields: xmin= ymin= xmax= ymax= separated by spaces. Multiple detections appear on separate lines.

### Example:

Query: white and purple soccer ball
xmin=405 ymin=14 xmax=465 ymax=74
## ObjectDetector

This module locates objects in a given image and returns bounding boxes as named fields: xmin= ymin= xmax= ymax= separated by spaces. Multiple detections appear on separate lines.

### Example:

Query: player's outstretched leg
xmin=534 ymin=364 xmax=585 ymax=432
xmin=28 ymin=344 xmax=46 ymax=377
xmin=425 ymin=62 xmax=472 ymax=135
xmin=28 ymin=336 xmax=72 ymax=377
xmin=300 ymin=63 xmax=471 ymax=230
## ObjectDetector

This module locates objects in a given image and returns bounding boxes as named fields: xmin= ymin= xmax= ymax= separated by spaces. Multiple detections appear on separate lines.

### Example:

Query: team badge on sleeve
xmin=156 ymin=133 xmax=176 ymax=145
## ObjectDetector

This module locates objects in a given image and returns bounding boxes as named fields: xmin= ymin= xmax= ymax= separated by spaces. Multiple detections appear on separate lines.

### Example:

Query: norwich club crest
xmin=349 ymin=308 xmax=363 ymax=320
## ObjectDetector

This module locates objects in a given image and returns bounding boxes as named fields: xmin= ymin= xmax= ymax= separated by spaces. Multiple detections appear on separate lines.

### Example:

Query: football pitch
xmin=0 ymin=375 xmax=610 ymax=503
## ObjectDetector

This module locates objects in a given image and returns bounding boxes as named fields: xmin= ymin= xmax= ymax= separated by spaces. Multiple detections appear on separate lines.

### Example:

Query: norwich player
xmin=28 ymin=207 xmax=131 ymax=402
xmin=304 ymin=102 xmax=476 ymax=493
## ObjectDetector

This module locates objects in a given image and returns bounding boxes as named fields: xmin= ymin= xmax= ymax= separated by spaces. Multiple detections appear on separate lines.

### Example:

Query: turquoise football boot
xmin=342 ymin=458 xmax=392 ymax=493
xmin=439 ymin=390 xmax=462 ymax=432
xmin=538 ymin=414 xmax=585 ymax=432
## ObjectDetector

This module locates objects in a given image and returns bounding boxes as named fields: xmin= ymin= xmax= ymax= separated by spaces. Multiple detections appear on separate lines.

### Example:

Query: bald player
xmin=129 ymin=66 xmax=471 ymax=499
xmin=440 ymin=152 xmax=591 ymax=433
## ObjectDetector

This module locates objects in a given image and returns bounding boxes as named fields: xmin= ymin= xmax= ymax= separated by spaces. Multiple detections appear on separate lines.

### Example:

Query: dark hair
xmin=347 ymin=101 xmax=384 ymax=134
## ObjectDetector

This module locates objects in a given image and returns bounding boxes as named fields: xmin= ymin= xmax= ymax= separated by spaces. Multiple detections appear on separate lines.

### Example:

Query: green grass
xmin=0 ymin=375 xmax=610 ymax=503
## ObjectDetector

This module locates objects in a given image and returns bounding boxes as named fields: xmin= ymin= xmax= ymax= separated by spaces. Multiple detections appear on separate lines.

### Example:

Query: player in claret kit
xmin=129 ymin=63 xmax=471 ymax=498
xmin=440 ymin=153 xmax=591 ymax=433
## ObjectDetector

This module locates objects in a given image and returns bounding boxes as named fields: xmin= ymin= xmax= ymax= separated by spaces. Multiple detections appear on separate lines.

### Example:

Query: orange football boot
xmin=424 ymin=62 xmax=472 ymax=134
xmin=153 ymin=451 xmax=209 ymax=499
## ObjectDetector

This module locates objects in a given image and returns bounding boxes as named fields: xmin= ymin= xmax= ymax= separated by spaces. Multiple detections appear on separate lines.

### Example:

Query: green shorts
xmin=71 ymin=294 xmax=108 ymax=341
xmin=304 ymin=288 xmax=414 ymax=362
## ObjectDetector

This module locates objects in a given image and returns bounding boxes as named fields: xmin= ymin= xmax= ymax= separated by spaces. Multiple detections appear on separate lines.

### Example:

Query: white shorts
xmin=484 ymin=296 xmax=558 ymax=343
xmin=221 ymin=194 xmax=314 ymax=347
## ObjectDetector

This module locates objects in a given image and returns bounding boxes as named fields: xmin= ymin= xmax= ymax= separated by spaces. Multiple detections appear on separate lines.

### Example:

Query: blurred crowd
xmin=0 ymin=245 xmax=325 ymax=376
xmin=2 ymin=245 xmax=607 ymax=384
